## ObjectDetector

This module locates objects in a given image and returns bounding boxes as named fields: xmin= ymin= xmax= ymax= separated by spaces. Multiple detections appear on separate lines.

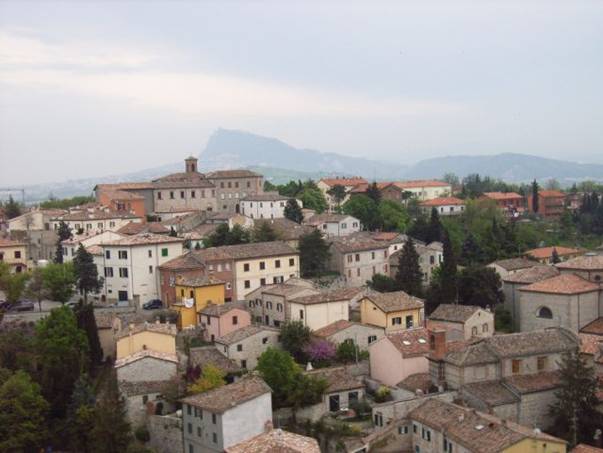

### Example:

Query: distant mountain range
xmin=12 ymin=128 xmax=603 ymax=203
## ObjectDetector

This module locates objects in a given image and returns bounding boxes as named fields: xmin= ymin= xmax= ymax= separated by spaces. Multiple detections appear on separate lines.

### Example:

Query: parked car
xmin=9 ymin=300 xmax=35 ymax=312
xmin=143 ymin=299 xmax=163 ymax=310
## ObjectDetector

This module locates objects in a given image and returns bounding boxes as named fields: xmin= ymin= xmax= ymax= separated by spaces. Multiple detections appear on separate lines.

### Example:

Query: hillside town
xmin=1 ymin=156 xmax=603 ymax=453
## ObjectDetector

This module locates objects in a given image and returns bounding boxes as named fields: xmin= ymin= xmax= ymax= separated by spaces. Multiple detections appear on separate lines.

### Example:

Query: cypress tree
xmin=427 ymin=207 xmax=442 ymax=243
xmin=366 ymin=182 xmax=381 ymax=205
xmin=4 ymin=195 xmax=22 ymax=219
xmin=461 ymin=232 xmax=484 ymax=266
xmin=284 ymin=198 xmax=304 ymax=224
xmin=91 ymin=376 xmax=132 ymax=453
xmin=73 ymin=244 xmax=102 ymax=303
xmin=395 ymin=237 xmax=423 ymax=297
xmin=551 ymin=248 xmax=561 ymax=264
xmin=75 ymin=303 xmax=103 ymax=369
xmin=439 ymin=230 xmax=457 ymax=304
xmin=531 ymin=179 xmax=540 ymax=213
xmin=55 ymin=221 xmax=72 ymax=264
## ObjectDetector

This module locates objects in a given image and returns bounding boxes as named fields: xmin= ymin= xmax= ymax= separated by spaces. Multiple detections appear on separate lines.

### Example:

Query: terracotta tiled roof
xmin=572 ymin=444 xmax=603 ymax=453
xmin=504 ymin=371 xmax=561 ymax=394
xmin=260 ymin=282 xmax=319 ymax=298
xmin=363 ymin=290 xmax=424 ymax=313
xmin=176 ymin=275 xmax=224 ymax=287
xmin=579 ymin=333 xmax=603 ymax=355
xmin=397 ymin=372 xmax=432 ymax=393
xmin=225 ymin=428 xmax=320 ymax=453
xmin=304 ymin=213 xmax=354 ymax=225
xmin=206 ymin=169 xmax=262 ymax=179
xmin=330 ymin=232 xmax=390 ymax=253
xmin=490 ymin=257 xmax=536 ymax=272
xmin=304 ymin=366 xmax=364 ymax=393
xmin=117 ymin=222 xmax=169 ymax=235
xmin=502 ymin=265 xmax=559 ymax=284
xmin=152 ymin=172 xmax=215 ymax=189
xmin=384 ymin=328 xmax=430 ymax=358
xmin=241 ymin=192 xmax=290 ymax=202
xmin=86 ymin=245 xmax=103 ymax=256
xmin=313 ymin=320 xmax=354 ymax=337
xmin=253 ymin=218 xmax=315 ymax=241
xmin=483 ymin=191 xmax=523 ymax=201
xmin=96 ymin=182 xmax=154 ymax=191
xmin=215 ymin=325 xmax=279 ymax=346
xmin=115 ymin=321 xmax=177 ymax=340
xmin=199 ymin=301 xmax=247 ymax=317
xmin=519 ymin=273 xmax=599 ymax=295
xmin=114 ymin=349 xmax=179 ymax=368
xmin=158 ymin=252 xmax=205 ymax=271
xmin=539 ymin=190 xmax=566 ymax=198
xmin=525 ymin=246 xmax=581 ymax=260
xmin=180 ymin=374 xmax=271 ymax=413
xmin=52 ymin=209 xmax=139 ymax=221
xmin=103 ymin=233 xmax=184 ymax=246
xmin=429 ymin=304 xmax=485 ymax=323
xmin=420 ymin=197 xmax=465 ymax=207
xmin=0 ymin=238 xmax=26 ymax=247
xmin=581 ymin=318 xmax=603 ymax=336
xmin=290 ymin=287 xmax=364 ymax=305
xmin=409 ymin=399 xmax=565 ymax=453
xmin=193 ymin=241 xmax=297 ymax=261
xmin=188 ymin=346 xmax=241 ymax=374
xmin=556 ymin=254 xmax=603 ymax=271
xmin=462 ymin=380 xmax=519 ymax=406
xmin=319 ymin=177 xmax=367 ymax=187
xmin=103 ymin=189 xmax=145 ymax=200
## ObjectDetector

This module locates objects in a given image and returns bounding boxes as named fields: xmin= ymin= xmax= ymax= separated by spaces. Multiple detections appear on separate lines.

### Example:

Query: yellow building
xmin=359 ymin=291 xmax=424 ymax=333
xmin=0 ymin=238 xmax=28 ymax=273
xmin=172 ymin=275 xmax=225 ymax=329
xmin=115 ymin=322 xmax=177 ymax=359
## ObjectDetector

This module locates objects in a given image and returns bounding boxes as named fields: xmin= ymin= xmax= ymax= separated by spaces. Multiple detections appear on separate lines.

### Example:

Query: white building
xmin=61 ymin=230 xmax=125 ymax=262
xmin=420 ymin=197 xmax=465 ymax=216
xmin=240 ymin=193 xmax=302 ymax=219
xmin=99 ymin=233 xmax=184 ymax=306
xmin=304 ymin=213 xmax=361 ymax=237
xmin=51 ymin=207 xmax=142 ymax=234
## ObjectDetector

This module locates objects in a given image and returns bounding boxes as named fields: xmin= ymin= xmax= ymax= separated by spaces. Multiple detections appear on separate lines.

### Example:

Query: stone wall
xmin=117 ymin=357 xmax=177 ymax=382
xmin=148 ymin=413 xmax=183 ymax=453
xmin=517 ymin=388 xmax=558 ymax=430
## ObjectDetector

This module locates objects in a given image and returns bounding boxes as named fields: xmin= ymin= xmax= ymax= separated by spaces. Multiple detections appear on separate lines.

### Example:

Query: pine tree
xmin=73 ymin=244 xmax=103 ymax=303
xmin=461 ymin=232 xmax=484 ymax=266
xmin=68 ymin=375 xmax=96 ymax=453
xmin=4 ymin=195 xmax=22 ymax=219
xmin=327 ymin=184 xmax=347 ymax=208
xmin=395 ymin=237 xmax=423 ymax=297
xmin=284 ymin=198 xmax=304 ymax=223
xmin=531 ymin=179 xmax=540 ymax=213
xmin=75 ymin=302 xmax=104 ymax=370
xmin=549 ymin=350 xmax=603 ymax=447
xmin=439 ymin=230 xmax=457 ymax=304
xmin=91 ymin=376 xmax=132 ymax=453
xmin=55 ymin=221 xmax=72 ymax=264
xmin=298 ymin=230 xmax=331 ymax=278
xmin=427 ymin=207 xmax=442 ymax=243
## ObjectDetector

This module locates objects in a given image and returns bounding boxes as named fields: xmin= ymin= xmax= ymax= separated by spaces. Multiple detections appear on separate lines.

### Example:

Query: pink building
xmin=200 ymin=302 xmax=251 ymax=342
xmin=369 ymin=328 xmax=430 ymax=387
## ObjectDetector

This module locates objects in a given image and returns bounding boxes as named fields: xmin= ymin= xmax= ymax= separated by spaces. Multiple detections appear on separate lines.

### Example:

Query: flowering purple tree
xmin=303 ymin=339 xmax=336 ymax=367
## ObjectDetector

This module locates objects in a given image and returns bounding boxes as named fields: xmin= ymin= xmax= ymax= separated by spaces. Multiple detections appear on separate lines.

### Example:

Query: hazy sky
xmin=1 ymin=0 xmax=602 ymax=185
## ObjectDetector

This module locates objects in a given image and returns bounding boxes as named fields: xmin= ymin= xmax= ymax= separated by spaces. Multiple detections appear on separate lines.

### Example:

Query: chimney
xmin=185 ymin=156 xmax=198 ymax=174
xmin=429 ymin=328 xmax=447 ymax=360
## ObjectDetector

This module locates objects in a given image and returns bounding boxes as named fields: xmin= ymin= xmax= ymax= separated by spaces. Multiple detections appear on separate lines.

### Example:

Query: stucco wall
xmin=117 ymin=357 xmax=177 ymax=382
xmin=116 ymin=330 xmax=176 ymax=359
xmin=370 ymin=337 xmax=429 ymax=386
xmin=148 ymin=414 xmax=183 ymax=453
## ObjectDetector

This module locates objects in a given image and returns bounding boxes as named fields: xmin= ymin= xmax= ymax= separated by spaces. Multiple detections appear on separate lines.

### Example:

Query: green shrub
xmin=374 ymin=386 xmax=391 ymax=403
xmin=134 ymin=425 xmax=150 ymax=443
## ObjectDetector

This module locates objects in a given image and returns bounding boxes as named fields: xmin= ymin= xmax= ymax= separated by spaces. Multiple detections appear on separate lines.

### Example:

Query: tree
xmin=549 ymin=350 xmax=603 ymax=448
xmin=91 ymin=377 xmax=132 ymax=453
xmin=75 ymin=302 xmax=103 ymax=370
xmin=55 ymin=220 xmax=72 ymax=264
xmin=252 ymin=221 xmax=278 ymax=242
xmin=366 ymin=182 xmax=381 ymax=204
xmin=551 ymin=247 xmax=561 ymax=264
xmin=73 ymin=244 xmax=103 ymax=303
xmin=67 ymin=375 xmax=96 ymax=453
xmin=378 ymin=200 xmax=410 ymax=232
xmin=407 ymin=214 xmax=430 ymax=243
xmin=0 ymin=269 xmax=30 ymax=304
xmin=531 ymin=179 xmax=540 ymax=214
xmin=256 ymin=348 xmax=301 ymax=408
xmin=427 ymin=207 xmax=442 ymax=243
xmin=439 ymin=231 xmax=458 ymax=304
xmin=394 ymin=238 xmax=423 ymax=297
xmin=4 ymin=195 xmax=22 ymax=219
xmin=297 ymin=182 xmax=328 ymax=213
xmin=25 ymin=267 xmax=49 ymax=312
xmin=303 ymin=339 xmax=336 ymax=367
xmin=35 ymin=306 xmax=89 ymax=419
xmin=228 ymin=224 xmax=250 ymax=244
xmin=327 ymin=184 xmax=347 ymax=207
xmin=187 ymin=364 xmax=226 ymax=394
xmin=284 ymin=199 xmax=304 ymax=224
xmin=206 ymin=223 xmax=230 ymax=247
xmin=336 ymin=341 xmax=361 ymax=363
xmin=342 ymin=195 xmax=380 ymax=231
xmin=460 ymin=232 xmax=484 ymax=266
xmin=367 ymin=274 xmax=398 ymax=292
xmin=42 ymin=262 xmax=76 ymax=303
xmin=280 ymin=321 xmax=311 ymax=363
xmin=298 ymin=230 xmax=331 ymax=278
xmin=442 ymin=173 xmax=460 ymax=187
xmin=457 ymin=266 xmax=503 ymax=308
xmin=0 ymin=370 xmax=49 ymax=452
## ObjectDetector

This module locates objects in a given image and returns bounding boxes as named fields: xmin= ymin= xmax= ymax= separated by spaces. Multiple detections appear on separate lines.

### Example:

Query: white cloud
xmin=0 ymin=29 xmax=466 ymax=118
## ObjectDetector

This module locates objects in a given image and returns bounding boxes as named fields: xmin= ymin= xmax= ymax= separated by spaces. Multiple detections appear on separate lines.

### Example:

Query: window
xmin=244 ymin=263 xmax=250 ymax=272
xmin=142 ymin=395 xmax=149 ymax=404
xmin=259 ymin=261 xmax=265 ymax=270
xmin=482 ymin=323 xmax=488 ymax=333
xmin=413 ymin=424 xmax=417 ymax=433
xmin=191 ymin=190 xmax=196 ymax=198
xmin=371 ymin=251 xmax=375 ymax=260
xmin=275 ymin=259 xmax=281 ymax=268
xmin=357 ymin=268 xmax=360 ymax=277
xmin=299 ymin=309 xmax=304 ymax=319
xmin=399 ymin=425 xmax=409 ymax=434
xmin=430 ymin=256 xmax=435 ymax=265
xmin=148 ymin=265 xmax=153 ymax=274
xmin=347 ymin=255 xmax=353 ymax=263
xmin=14 ymin=250 xmax=21 ymax=259
xmin=187 ymin=422 xmax=192 ymax=434
xmin=537 ymin=356 xmax=548 ymax=371
xmin=212 ymin=433 xmax=217 ymax=443
xmin=262 ymin=337 xmax=268 ymax=344
xmin=374 ymin=412 xmax=383 ymax=427
xmin=512 ymin=359 xmax=522 ymax=374
xmin=472 ymin=326 xmax=478 ymax=336
xmin=161 ymin=248 xmax=168 ymax=257
xmin=104 ymin=267 xmax=113 ymax=277
xmin=244 ymin=280 xmax=250 ymax=289
xmin=119 ymin=267 xmax=129 ymax=278
xmin=189 ymin=444 xmax=194 ymax=453
xmin=241 ymin=359 xmax=247 ymax=368
xmin=368 ymin=335 xmax=377 ymax=344
xmin=157 ymin=192 xmax=162 ymax=200
xmin=197 ymin=426 xmax=201 ymax=437
xmin=148 ymin=250 xmax=152 ymax=258
xmin=355 ymin=253 xmax=360 ymax=262
xmin=537 ymin=306 xmax=553 ymax=319
xmin=105 ymin=250 xmax=111 ymax=259
xmin=237 ymin=344 xmax=243 ymax=351
xmin=392 ymin=317 xmax=401 ymax=325
xmin=348 ymin=391 xmax=359 ymax=402
xmin=118 ymin=250 xmax=128 ymax=259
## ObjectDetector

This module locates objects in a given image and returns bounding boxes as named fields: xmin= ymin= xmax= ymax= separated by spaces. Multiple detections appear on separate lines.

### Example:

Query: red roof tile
xmin=519 ymin=273 xmax=599 ymax=295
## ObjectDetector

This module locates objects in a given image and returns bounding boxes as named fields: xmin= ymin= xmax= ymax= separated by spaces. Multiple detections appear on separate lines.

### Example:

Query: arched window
xmin=537 ymin=306 xmax=553 ymax=319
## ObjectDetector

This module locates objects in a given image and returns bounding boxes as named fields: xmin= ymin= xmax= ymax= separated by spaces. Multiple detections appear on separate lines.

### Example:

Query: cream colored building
xmin=0 ymin=238 xmax=28 ymax=272
xmin=288 ymin=287 xmax=364 ymax=331
xmin=427 ymin=304 xmax=494 ymax=340
xmin=115 ymin=322 xmax=177 ymax=360
xmin=51 ymin=207 xmax=142 ymax=234
xmin=359 ymin=291 xmax=424 ymax=333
